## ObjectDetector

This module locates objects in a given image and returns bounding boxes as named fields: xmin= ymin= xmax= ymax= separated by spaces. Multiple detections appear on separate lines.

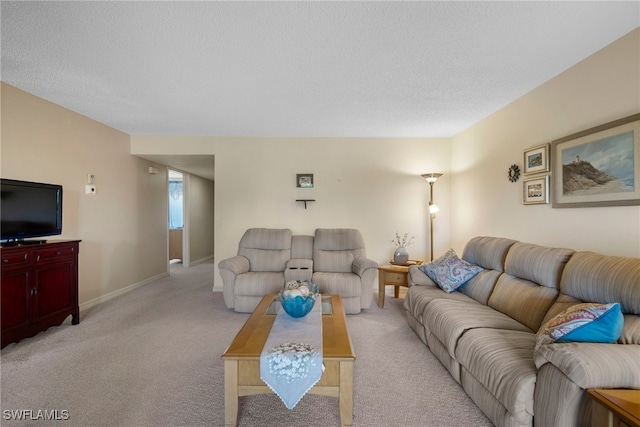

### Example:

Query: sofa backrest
xmin=313 ymin=228 xmax=366 ymax=273
xmin=238 ymin=228 xmax=292 ymax=272
xmin=487 ymin=242 xmax=575 ymax=331
xmin=291 ymin=235 xmax=314 ymax=259
xmin=459 ymin=236 xmax=517 ymax=305
xmin=554 ymin=251 xmax=640 ymax=344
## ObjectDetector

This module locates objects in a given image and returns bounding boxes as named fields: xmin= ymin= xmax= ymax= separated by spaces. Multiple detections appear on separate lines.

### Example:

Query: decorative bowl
xmin=279 ymin=280 xmax=319 ymax=318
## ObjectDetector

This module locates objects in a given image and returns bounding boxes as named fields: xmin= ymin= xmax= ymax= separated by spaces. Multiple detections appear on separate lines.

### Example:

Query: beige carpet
xmin=0 ymin=261 xmax=491 ymax=426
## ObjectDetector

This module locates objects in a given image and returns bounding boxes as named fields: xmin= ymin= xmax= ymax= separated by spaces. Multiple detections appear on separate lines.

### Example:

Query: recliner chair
xmin=311 ymin=228 xmax=378 ymax=314
xmin=219 ymin=228 xmax=292 ymax=312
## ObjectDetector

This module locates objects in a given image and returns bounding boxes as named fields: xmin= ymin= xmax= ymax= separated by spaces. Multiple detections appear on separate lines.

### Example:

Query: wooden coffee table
xmin=221 ymin=294 xmax=355 ymax=426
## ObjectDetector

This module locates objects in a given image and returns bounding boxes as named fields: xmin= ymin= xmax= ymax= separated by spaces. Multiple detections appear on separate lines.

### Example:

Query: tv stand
xmin=1 ymin=240 xmax=81 ymax=348
xmin=1 ymin=239 xmax=47 ymax=247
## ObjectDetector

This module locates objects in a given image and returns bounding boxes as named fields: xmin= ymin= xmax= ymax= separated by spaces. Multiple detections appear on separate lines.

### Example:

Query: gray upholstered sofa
xmin=404 ymin=236 xmax=640 ymax=427
xmin=219 ymin=228 xmax=378 ymax=314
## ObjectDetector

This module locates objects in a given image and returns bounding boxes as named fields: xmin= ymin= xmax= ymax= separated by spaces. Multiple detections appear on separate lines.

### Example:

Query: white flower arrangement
xmin=266 ymin=342 xmax=319 ymax=383
xmin=391 ymin=232 xmax=415 ymax=248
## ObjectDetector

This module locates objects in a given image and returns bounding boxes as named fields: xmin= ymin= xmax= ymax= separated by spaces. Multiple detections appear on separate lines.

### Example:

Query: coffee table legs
xmin=224 ymin=360 xmax=239 ymax=427
xmin=223 ymin=358 xmax=353 ymax=426
xmin=339 ymin=360 xmax=354 ymax=427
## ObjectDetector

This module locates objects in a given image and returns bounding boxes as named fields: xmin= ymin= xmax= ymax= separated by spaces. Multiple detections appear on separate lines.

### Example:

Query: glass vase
xmin=393 ymin=246 xmax=409 ymax=264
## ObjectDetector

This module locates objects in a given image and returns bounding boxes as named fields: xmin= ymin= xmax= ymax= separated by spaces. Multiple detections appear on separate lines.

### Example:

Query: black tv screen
xmin=1 ymin=178 xmax=63 ymax=242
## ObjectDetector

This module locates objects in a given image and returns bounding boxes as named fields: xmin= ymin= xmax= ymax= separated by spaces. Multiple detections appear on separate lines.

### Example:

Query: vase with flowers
xmin=391 ymin=232 xmax=415 ymax=265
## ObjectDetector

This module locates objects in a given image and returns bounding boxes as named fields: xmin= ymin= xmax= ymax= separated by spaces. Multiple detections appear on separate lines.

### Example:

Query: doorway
xmin=168 ymin=169 xmax=184 ymax=266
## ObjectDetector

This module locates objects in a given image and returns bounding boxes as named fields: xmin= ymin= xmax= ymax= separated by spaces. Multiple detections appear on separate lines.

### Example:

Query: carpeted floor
xmin=0 ymin=261 xmax=491 ymax=427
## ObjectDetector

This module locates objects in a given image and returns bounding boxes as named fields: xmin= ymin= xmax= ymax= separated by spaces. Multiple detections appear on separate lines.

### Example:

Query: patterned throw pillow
xmin=536 ymin=302 xmax=623 ymax=349
xmin=418 ymin=249 xmax=483 ymax=293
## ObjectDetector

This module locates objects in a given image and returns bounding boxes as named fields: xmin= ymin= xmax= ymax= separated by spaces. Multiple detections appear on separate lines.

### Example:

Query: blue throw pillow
xmin=536 ymin=302 xmax=624 ymax=348
xmin=418 ymin=249 xmax=483 ymax=293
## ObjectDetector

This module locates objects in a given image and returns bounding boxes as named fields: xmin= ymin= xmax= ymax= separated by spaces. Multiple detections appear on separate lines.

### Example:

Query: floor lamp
xmin=421 ymin=173 xmax=443 ymax=261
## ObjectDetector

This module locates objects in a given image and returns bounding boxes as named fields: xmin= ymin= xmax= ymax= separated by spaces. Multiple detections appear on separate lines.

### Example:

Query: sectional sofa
xmin=404 ymin=236 xmax=640 ymax=427
xmin=219 ymin=228 xmax=378 ymax=314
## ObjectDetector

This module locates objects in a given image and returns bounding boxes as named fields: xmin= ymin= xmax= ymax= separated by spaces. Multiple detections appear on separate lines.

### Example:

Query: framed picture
xmin=523 ymin=176 xmax=549 ymax=205
xmin=551 ymin=113 xmax=640 ymax=208
xmin=296 ymin=173 xmax=314 ymax=188
xmin=523 ymin=143 xmax=550 ymax=175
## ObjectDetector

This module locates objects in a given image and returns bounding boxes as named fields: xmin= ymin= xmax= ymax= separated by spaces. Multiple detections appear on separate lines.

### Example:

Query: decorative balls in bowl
xmin=279 ymin=280 xmax=320 ymax=318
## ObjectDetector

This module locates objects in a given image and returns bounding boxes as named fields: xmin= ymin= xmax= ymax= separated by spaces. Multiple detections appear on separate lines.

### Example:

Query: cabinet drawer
xmin=1 ymin=251 xmax=30 ymax=267
xmin=35 ymin=245 xmax=76 ymax=262
xmin=384 ymin=272 xmax=407 ymax=285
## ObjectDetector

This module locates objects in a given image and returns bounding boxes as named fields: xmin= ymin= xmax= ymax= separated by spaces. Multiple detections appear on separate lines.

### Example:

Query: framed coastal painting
xmin=523 ymin=143 xmax=549 ymax=175
xmin=551 ymin=114 xmax=640 ymax=208
xmin=523 ymin=176 xmax=549 ymax=205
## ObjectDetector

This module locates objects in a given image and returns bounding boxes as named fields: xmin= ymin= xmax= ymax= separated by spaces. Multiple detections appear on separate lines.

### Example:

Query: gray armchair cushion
xmin=238 ymin=228 xmax=292 ymax=272
xmin=313 ymin=228 xmax=366 ymax=273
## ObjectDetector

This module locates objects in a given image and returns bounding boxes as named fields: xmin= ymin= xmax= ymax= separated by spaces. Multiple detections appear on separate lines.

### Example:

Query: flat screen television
xmin=1 ymin=178 xmax=63 ymax=243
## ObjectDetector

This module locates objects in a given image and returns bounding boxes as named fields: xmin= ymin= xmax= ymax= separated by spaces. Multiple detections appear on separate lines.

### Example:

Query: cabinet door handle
xmin=2 ymin=259 xmax=8 ymax=263
xmin=56 ymin=251 xmax=61 ymax=255
xmin=30 ymin=288 xmax=38 ymax=296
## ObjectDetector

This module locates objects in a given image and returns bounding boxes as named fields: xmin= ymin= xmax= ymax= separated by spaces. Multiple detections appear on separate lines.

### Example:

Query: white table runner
xmin=260 ymin=296 xmax=324 ymax=409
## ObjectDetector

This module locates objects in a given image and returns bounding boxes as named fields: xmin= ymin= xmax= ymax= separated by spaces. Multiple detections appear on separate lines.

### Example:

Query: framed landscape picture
xmin=551 ymin=114 xmax=640 ymax=208
xmin=523 ymin=143 xmax=549 ymax=175
xmin=523 ymin=176 xmax=549 ymax=205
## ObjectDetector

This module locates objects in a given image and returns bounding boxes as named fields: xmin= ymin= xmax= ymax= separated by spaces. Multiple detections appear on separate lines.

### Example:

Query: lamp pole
xmin=421 ymin=173 xmax=443 ymax=262
xmin=429 ymin=180 xmax=436 ymax=261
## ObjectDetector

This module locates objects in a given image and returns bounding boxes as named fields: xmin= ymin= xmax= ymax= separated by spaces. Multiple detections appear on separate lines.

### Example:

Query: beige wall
xmin=3 ymin=28 xmax=638 ymax=307
xmin=450 ymin=28 xmax=640 ymax=257
xmin=187 ymin=173 xmax=215 ymax=265
xmin=1 ymin=83 xmax=168 ymax=307
xmin=131 ymin=136 xmax=450 ymax=287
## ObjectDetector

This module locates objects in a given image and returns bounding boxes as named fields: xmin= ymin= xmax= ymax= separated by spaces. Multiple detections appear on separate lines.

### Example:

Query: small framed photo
xmin=296 ymin=174 xmax=314 ymax=188
xmin=523 ymin=143 xmax=550 ymax=175
xmin=523 ymin=176 xmax=549 ymax=205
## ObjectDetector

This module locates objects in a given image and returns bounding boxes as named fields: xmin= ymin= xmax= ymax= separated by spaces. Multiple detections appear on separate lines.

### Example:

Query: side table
xmin=588 ymin=388 xmax=640 ymax=427
xmin=378 ymin=263 xmax=421 ymax=308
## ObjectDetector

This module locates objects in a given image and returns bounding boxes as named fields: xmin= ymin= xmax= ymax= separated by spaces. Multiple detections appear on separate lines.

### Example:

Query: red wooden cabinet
xmin=1 ymin=240 xmax=80 ymax=348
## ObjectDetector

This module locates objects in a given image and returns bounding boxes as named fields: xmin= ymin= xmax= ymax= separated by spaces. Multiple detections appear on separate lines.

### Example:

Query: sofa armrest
xmin=352 ymin=257 xmax=378 ymax=277
xmin=534 ymin=342 xmax=640 ymax=389
xmin=408 ymin=265 xmax=437 ymax=287
xmin=218 ymin=255 xmax=250 ymax=276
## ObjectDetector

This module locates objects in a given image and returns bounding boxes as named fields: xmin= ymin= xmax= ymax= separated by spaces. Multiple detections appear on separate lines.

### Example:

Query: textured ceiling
xmin=2 ymin=1 xmax=639 ymax=141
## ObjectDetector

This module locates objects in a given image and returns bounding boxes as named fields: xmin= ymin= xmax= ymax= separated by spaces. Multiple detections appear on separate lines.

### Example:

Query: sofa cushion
xmin=560 ymin=251 xmax=640 ymax=315
xmin=536 ymin=303 xmax=623 ymax=348
xmin=456 ymin=328 xmax=537 ymax=425
xmin=620 ymin=315 xmax=640 ymax=345
xmin=461 ymin=236 xmax=517 ymax=271
xmin=238 ymin=228 xmax=292 ymax=272
xmin=488 ymin=274 xmax=559 ymax=332
xmin=424 ymin=299 xmax=532 ymax=360
xmin=312 ymin=272 xmax=361 ymax=297
xmin=313 ymin=229 xmax=366 ymax=273
xmin=403 ymin=284 xmax=478 ymax=324
xmin=235 ymin=272 xmax=285 ymax=296
xmin=504 ymin=242 xmax=574 ymax=289
xmin=419 ymin=249 xmax=483 ymax=292
xmin=458 ymin=269 xmax=503 ymax=305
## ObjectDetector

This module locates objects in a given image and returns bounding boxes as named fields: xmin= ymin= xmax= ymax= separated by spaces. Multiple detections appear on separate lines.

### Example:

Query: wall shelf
xmin=296 ymin=199 xmax=316 ymax=209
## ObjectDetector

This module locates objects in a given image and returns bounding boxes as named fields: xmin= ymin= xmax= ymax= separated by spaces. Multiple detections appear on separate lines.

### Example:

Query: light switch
xmin=85 ymin=185 xmax=96 ymax=195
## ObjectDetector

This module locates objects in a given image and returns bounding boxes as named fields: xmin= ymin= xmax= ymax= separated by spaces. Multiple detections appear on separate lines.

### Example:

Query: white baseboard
xmin=212 ymin=285 xmax=223 ymax=293
xmin=79 ymin=272 xmax=170 ymax=312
